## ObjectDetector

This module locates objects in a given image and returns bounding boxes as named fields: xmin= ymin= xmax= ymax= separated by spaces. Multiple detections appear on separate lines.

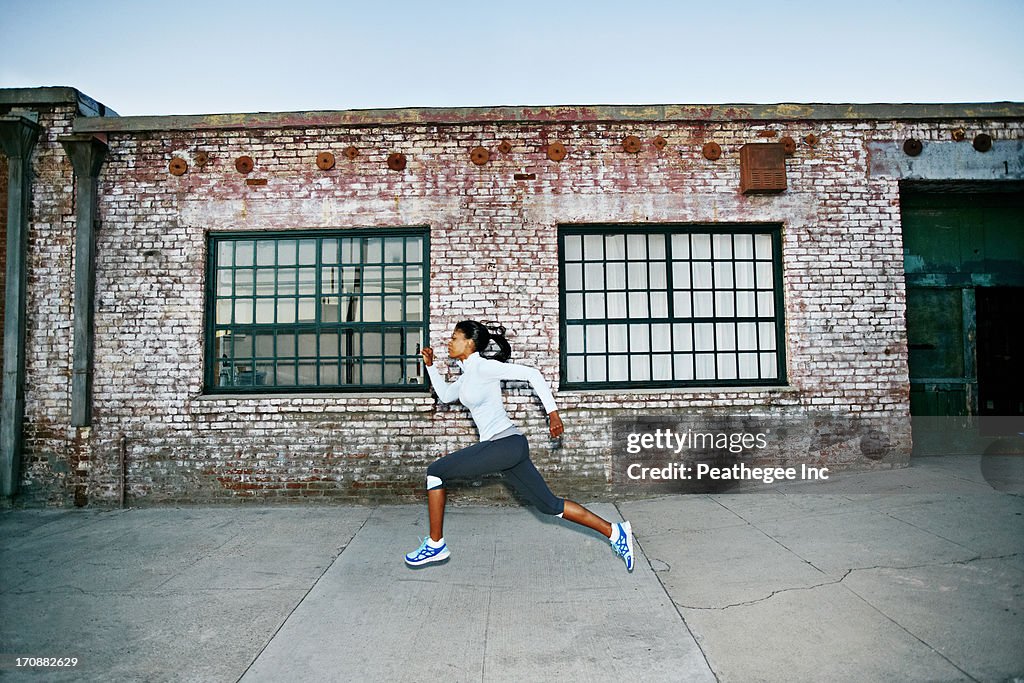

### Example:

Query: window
xmin=206 ymin=229 xmax=429 ymax=393
xmin=559 ymin=225 xmax=785 ymax=388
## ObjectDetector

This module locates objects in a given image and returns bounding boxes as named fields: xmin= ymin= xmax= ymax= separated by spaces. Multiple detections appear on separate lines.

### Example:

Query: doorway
xmin=901 ymin=187 xmax=1024 ymax=448
xmin=976 ymin=287 xmax=1024 ymax=436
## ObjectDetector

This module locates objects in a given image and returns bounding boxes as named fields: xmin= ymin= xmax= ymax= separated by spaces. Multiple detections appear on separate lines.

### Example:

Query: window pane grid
xmin=562 ymin=226 xmax=784 ymax=388
xmin=210 ymin=232 xmax=427 ymax=392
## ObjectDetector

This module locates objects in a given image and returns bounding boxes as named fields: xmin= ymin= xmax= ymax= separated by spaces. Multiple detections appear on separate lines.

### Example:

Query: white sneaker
xmin=610 ymin=522 xmax=634 ymax=572
xmin=404 ymin=537 xmax=450 ymax=567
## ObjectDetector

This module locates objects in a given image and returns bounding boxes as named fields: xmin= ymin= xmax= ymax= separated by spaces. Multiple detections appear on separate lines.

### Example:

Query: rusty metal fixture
xmin=903 ymin=139 xmax=923 ymax=157
xmin=804 ymin=133 xmax=819 ymax=147
xmin=653 ymin=136 xmax=668 ymax=151
xmin=739 ymin=143 xmax=787 ymax=195
xmin=973 ymin=133 xmax=992 ymax=152
xmin=757 ymin=130 xmax=778 ymax=138
xmin=246 ymin=178 xmax=268 ymax=186
xmin=623 ymin=135 xmax=642 ymax=154
xmin=780 ymin=136 xmax=797 ymax=155
xmin=951 ymin=127 xmax=967 ymax=142
xmin=316 ymin=152 xmax=336 ymax=170
xmin=235 ymin=156 xmax=254 ymax=174
xmin=194 ymin=151 xmax=209 ymax=167
xmin=343 ymin=146 xmax=359 ymax=160
xmin=547 ymin=142 xmax=567 ymax=162
xmin=470 ymin=146 xmax=490 ymax=166
xmin=387 ymin=152 xmax=407 ymax=171
xmin=702 ymin=142 xmax=722 ymax=161
xmin=514 ymin=172 xmax=536 ymax=180
xmin=498 ymin=140 xmax=513 ymax=154
xmin=168 ymin=158 xmax=188 ymax=176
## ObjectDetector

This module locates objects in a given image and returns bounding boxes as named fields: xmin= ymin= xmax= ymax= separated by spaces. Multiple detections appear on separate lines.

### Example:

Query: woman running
xmin=404 ymin=320 xmax=634 ymax=572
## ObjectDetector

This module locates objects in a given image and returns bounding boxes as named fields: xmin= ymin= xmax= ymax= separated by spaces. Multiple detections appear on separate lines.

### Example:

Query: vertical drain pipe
xmin=119 ymin=435 xmax=127 ymax=509
xmin=0 ymin=112 xmax=42 ymax=500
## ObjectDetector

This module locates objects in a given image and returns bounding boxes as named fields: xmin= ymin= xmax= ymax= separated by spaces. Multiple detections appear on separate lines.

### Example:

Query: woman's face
xmin=448 ymin=328 xmax=475 ymax=360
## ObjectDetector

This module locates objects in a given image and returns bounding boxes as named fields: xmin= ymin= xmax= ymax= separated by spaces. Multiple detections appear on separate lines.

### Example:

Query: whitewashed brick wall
xmin=9 ymin=105 xmax=1020 ymax=506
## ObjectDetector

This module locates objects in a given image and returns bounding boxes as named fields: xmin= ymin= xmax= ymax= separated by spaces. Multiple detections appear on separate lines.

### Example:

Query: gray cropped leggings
xmin=426 ymin=434 xmax=566 ymax=516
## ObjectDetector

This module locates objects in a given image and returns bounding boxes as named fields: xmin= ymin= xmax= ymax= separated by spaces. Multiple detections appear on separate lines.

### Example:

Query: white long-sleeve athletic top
xmin=425 ymin=352 xmax=558 ymax=442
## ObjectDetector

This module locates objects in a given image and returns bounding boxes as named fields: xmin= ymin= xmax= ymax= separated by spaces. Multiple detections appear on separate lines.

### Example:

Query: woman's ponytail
xmin=485 ymin=322 xmax=512 ymax=363
xmin=455 ymin=320 xmax=513 ymax=363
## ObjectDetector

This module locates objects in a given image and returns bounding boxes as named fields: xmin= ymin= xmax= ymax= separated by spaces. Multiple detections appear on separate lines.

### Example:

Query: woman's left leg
xmin=502 ymin=443 xmax=634 ymax=571
xmin=560 ymin=500 xmax=612 ymax=538
xmin=503 ymin=458 xmax=611 ymax=537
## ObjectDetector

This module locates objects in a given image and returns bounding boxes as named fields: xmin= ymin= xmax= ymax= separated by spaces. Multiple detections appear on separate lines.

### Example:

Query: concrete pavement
xmin=1 ymin=454 xmax=1022 ymax=682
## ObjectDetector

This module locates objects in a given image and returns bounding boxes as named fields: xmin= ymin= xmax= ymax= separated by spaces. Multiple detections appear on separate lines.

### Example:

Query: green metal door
xmin=902 ymin=189 xmax=1024 ymax=418
xmin=905 ymin=287 xmax=973 ymax=416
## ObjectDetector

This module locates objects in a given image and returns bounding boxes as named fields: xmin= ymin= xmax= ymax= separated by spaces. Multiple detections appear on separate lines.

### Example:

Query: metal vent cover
xmin=740 ymin=143 xmax=787 ymax=194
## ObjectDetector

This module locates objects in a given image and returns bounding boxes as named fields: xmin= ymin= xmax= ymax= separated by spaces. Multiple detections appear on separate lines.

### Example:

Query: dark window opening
xmin=205 ymin=229 xmax=429 ymax=393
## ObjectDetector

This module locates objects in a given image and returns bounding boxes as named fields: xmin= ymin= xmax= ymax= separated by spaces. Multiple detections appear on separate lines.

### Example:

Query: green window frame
xmin=205 ymin=228 xmax=430 ymax=393
xmin=559 ymin=224 xmax=787 ymax=389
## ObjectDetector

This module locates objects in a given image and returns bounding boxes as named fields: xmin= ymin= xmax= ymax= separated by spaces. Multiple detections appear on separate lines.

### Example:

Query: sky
xmin=2 ymin=0 xmax=1023 ymax=117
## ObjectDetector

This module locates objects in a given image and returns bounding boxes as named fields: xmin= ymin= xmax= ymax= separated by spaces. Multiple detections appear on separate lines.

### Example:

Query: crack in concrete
xmin=5 ymin=586 xmax=315 ymax=596
xmin=620 ymin=503 xmax=721 ymax=682
xmin=480 ymin=541 xmax=497 ymax=683
xmin=233 ymin=508 xmax=374 ymax=683
xmin=667 ymin=552 xmax=1022 ymax=611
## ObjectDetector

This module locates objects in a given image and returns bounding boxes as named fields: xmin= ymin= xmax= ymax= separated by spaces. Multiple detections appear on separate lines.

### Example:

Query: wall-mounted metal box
xmin=740 ymin=143 xmax=787 ymax=194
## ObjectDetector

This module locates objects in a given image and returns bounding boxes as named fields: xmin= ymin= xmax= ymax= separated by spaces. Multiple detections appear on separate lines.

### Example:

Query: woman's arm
xmin=547 ymin=411 xmax=564 ymax=438
xmin=422 ymin=347 xmax=462 ymax=404
xmin=483 ymin=359 xmax=562 ymax=436
xmin=486 ymin=361 xmax=557 ymax=412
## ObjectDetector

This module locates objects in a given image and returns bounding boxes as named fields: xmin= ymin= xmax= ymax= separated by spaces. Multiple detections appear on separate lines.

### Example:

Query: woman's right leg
xmin=423 ymin=440 xmax=492 ymax=541
xmin=428 ymin=487 xmax=446 ymax=542
xmin=408 ymin=439 xmax=524 ymax=564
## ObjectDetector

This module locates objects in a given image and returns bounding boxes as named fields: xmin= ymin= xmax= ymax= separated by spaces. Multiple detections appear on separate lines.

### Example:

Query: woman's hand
xmin=548 ymin=410 xmax=564 ymax=438
xmin=421 ymin=346 xmax=434 ymax=367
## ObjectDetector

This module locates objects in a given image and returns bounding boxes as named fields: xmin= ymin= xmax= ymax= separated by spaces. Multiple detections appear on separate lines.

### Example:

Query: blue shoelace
xmin=612 ymin=527 xmax=629 ymax=556
xmin=410 ymin=538 xmax=440 ymax=560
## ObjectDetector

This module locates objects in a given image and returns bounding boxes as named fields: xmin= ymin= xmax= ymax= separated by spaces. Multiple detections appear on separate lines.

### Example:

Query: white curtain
xmin=606 ymin=234 xmax=629 ymax=381
xmin=566 ymin=230 xmax=776 ymax=383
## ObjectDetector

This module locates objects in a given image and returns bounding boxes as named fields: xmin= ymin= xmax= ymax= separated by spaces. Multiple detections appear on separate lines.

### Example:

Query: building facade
xmin=1 ymin=87 xmax=1021 ymax=507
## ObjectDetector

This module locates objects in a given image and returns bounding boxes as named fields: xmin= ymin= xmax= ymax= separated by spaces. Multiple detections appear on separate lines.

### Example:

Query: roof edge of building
xmin=66 ymin=101 xmax=1024 ymax=134
xmin=0 ymin=86 xmax=119 ymax=118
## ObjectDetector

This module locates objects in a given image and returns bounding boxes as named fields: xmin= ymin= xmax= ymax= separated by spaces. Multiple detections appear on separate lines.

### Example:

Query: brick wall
xmin=10 ymin=104 xmax=1022 ymax=506
xmin=14 ymin=104 xmax=82 ymax=506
